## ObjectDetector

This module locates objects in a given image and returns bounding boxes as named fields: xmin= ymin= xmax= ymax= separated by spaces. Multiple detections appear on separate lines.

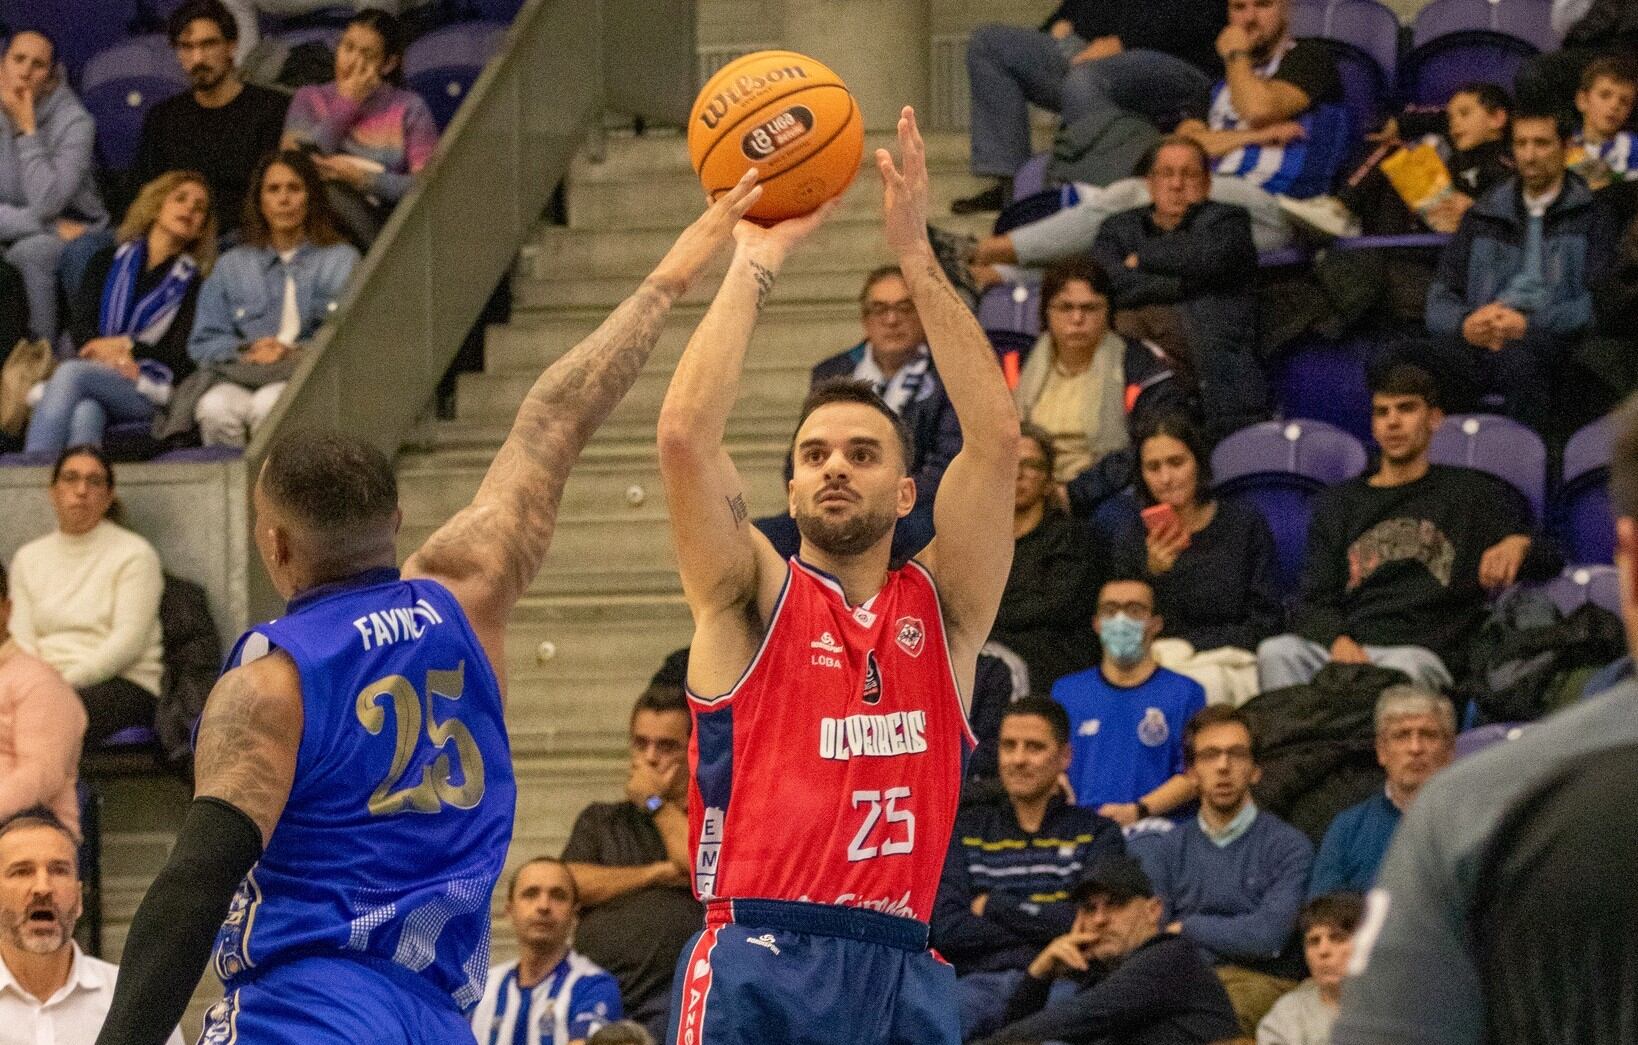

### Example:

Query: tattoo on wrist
xmin=749 ymin=260 xmax=776 ymax=311
xmin=726 ymin=493 xmax=748 ymax=526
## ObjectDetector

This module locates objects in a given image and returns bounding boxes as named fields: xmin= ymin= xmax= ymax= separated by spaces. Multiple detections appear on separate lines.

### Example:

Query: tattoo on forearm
xmin=726 ymin=493 xmax=748 ymax=526
xmin=195 ymin=668 xmax=296 ymax=840
xmin=750 ymin=260 xmax=776 ymax=311
xmin=416 ymin=282 xmax=676 ymax=600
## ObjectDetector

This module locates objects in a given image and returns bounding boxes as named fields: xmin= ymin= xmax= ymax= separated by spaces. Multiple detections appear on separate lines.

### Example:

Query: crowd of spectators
xmin=0 ymin=0 xmax=442 ymax=458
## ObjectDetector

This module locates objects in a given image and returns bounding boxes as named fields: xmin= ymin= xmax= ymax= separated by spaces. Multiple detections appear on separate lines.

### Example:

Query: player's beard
xmin=794 ymin=499 xmax=898 ymax=558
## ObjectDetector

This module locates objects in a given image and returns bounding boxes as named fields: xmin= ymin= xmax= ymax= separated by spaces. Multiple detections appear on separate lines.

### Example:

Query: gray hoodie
xmin=0 ymin=80 xmax=107 ymax=243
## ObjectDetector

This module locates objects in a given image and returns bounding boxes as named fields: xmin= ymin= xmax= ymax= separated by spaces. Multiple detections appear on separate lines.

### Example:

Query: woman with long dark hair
xmin=1111 ymin=411 xmax=1281 ymax=705
xmin=184 ymin=148 xmax=358 ymax=446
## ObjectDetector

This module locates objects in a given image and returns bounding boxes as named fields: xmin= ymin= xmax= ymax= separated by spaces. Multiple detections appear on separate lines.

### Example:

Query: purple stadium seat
xmin=1404 ymin=0 xmax=1554 ymax=105
xmin=277 ymin=26 xmax=343 ymax=51
xmin=1211 ymin=420 xmax=1369 ymax=594
xmin=1011 ymin=152 xmax=1050 ymax=201
xmin=1212 ymin=418 xmax=1369 ymax=485
xmin=80 ymin=36 xmax=187 ymax=171
xmin=1454 ymin=721 xmax=1529 ymax=758
xmin=1544 ymin=564 xmax=1619 ymax=615
xmin=1257 ymin=246 xmax=1313 ymax=268
xmin=404 ymin=21 xmax=506 ymax=130
xmin=977 ymin=281 xmax=1041 ymax=337
xmin=101 ymin=725 xmax=159 ymax=748
xmin=1274 ymin=336 xmax=1373 ymax=443
xmin=2 ymin=0 xmax=139 ymax=80
xmin=1292 ymin=0 xmax=1402 ymax=148
xmin=1429 ymin=413 xmax=1546 ymax=519
xmin=0 ymin=450 xmax=55 ymax=467
xmin=1560 ymin=416 xmax=1613 ymax=564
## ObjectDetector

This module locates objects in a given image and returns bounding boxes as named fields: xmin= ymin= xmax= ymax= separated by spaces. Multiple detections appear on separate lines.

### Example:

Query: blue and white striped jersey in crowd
xmin=470 ymin=952 xmax=622 ymax=1045
xmin=1571 ymin=131 xmax=1637 ymax=178
xmin=1207 ymin=39 xmax=1349 ymax=199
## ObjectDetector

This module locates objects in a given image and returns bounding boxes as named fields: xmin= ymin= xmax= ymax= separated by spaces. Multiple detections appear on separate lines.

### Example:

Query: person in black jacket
xmin=953 ymin=0 xmax=1228 ymax=214
xmin=1112 ymin=412 xmax=1280 ymax=706
xmin=1258 ymin=363 xmax=1561 ymax=693
xmin=24 ymin=172 xmax=213 ymax=455
xmin=1092 ymin=136 xmax=1263 ymax=439
xmin=991 ymin=422 xmax=1103 ymax=691
xmin=973 ymin=854 xmax=1240 ymax=1045
xmin=934 ymin=697 xmax=1125 ymax=1040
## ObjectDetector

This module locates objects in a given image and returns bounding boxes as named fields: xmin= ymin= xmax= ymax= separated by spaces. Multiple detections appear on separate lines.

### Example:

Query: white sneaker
xmin=1277 ymin=194 xmax=1362 ymax=239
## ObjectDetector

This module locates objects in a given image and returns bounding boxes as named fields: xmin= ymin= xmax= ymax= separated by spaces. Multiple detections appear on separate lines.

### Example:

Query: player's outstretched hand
xmin=651 ymin=169 xmax=765 ymax=295
xmin=875 ymin=106 xmax=932 ymax=259
xmin=732 ymin=196 xmax=841 ymax=269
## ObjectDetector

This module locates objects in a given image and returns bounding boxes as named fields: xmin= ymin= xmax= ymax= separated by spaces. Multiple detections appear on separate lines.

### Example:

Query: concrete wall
xmin=0 ymin=460 xmax=250 ymax=649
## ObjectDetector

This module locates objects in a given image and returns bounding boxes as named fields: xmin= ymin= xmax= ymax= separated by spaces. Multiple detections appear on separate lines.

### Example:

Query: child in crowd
xmin=1568 ymin=57 xmax=1637 ymax=189
xmin=1255 ymin=892 xmax=1363 ymax=1045
xmin=1332 ymin=82 xmax=1514 ymax=236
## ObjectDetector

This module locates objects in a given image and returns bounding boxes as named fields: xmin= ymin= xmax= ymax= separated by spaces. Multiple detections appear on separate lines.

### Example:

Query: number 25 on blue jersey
xmin=355 ymin=661 xmax=487 ymax=816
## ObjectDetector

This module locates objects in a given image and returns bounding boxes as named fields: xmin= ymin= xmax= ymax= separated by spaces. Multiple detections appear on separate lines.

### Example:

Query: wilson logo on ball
xmin=741 ymin=106 xmax=815 ymax=160
xmin=696 ymin=65 xmax=810 ymax=130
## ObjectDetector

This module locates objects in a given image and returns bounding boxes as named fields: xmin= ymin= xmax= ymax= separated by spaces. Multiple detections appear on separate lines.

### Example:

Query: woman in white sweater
xmin=7 ymin=445 xmax=164 ymax=744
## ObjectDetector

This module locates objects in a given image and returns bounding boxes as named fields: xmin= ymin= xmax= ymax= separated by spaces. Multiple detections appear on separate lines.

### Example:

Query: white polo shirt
xmin=0 ymin=944 xmax=184 ymax=1045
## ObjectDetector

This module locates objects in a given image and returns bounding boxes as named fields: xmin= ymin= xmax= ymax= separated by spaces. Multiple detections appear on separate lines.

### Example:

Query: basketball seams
xmin=694 ymin=82 xmax=857 ymax=189
xmin=739 ymin=96 xmax=862 ymax=196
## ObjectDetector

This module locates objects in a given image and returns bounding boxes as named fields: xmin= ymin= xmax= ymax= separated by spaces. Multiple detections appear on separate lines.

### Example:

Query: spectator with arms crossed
xmin=932 ymin=696 xmax=1125 ymax=1040
xmin=560 ymin=681 xmax=700 ymax=1042
xmin=1053 ymin=576 xmax=1205 ymax=827
xmin=1258 ymin=364 xmax=1560 ymax=692
xmin=470 ymin=857 xmax=622 ymax=1045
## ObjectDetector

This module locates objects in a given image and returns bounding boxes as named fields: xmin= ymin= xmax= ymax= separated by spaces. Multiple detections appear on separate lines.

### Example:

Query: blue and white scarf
xmin=98 ymin=239 xmax=198 ymax=348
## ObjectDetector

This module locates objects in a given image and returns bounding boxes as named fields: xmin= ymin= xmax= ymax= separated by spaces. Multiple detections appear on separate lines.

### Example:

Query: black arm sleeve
xmin=94 ymin=797 xmax=264 ymax=1045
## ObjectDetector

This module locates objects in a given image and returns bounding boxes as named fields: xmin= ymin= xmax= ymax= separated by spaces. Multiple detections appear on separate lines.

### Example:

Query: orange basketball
xmin=688 ymin=50 xmax=864 ymax=223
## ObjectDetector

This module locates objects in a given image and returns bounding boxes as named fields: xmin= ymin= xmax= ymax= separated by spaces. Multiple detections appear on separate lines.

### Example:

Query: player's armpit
xmin=193 ymin=652 xmax=304 ymax=844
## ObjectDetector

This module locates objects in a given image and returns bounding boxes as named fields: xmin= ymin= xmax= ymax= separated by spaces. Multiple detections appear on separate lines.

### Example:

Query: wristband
xmin=1135 ymin=800 xmax=1151 ymax=819
xmin=644 ymin=794 xmax=665 ymax=814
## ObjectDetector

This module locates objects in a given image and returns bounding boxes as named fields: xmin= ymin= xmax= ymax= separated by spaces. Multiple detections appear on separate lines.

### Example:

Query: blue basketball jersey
xmin=210 ymin=567 xmax=516 ymax=1014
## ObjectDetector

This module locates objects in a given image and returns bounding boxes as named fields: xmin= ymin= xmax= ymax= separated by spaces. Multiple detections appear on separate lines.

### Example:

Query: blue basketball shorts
xmin=664 ymin=898 xmax=960 ymax=1045
xmin=198 ymin=955 xmax=473 ymax=1044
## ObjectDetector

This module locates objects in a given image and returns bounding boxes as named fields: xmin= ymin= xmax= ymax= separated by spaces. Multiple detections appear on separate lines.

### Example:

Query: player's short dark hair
xmin=167 ymin=0 xmax=236 ymax=43
xmin=858 ymin=264 xmax=906 ymax=304
xmin=1609 ymin=397 xmax=1638 ymax=520
xmin=1131 ymin=411 xmax=1213 ymax=508
xmin=1579 ymin=55 xmax=1638 ymax=93
xmin=1182 ymin=704 xmax=1258 ymax=767
xmin=795 ymin=379 xmax=915 ymax=475
xmin=506 ymin=856 xmax=579 ymax=907
xmin=588 ymin=1021 xmax=657 ymax=1045
xmin=1039 ymin=258 xmax=1113 ymax=330
xmin=260 ymin=428 xmax=399 ymax=535
xmin=1301 ymin=891 xmax=1366 ymax=935
xmin=1511 ymin=105 xmax=1576 ymax=143
xmin=1368 ymin=362 xmax=1440 ymax=408
xmin=0 ymin=806 xmax=79 ymax=869
xmin=1451 ymin=81 xmax=1512 ymax=116
xmin=1137 ymin=134 xmax=1212 ymax=177
xmin=1002 ymin=696 xmax=1071 ymax=746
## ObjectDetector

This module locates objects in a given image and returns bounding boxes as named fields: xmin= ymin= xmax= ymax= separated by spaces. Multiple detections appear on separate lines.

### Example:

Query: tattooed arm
xmin=880 ymin=109 xmax=1021 ymax=708
xmin=406 ymin=173 xmax=764 ymax=675
xmin=656 ymin=199 xmax=837 ymax=697
xmin=93 ymin=653 xmax=302 ymax=1045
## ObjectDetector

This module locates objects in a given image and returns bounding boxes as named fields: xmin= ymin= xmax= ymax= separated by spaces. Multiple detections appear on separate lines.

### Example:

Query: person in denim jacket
xmin=186 ymin=148 xmax=358 ymax=446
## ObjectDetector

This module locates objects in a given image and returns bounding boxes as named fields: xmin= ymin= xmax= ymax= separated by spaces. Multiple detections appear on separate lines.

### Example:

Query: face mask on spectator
xmin=1100 ymin=613 xmax=1146 ymax=665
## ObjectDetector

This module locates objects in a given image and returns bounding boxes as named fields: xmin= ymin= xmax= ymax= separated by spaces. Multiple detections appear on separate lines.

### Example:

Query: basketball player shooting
xmin=656 ymin=107 xmax=1021 ymax=1045
xmin=92 ymin=174 xmax=766 ymax=1045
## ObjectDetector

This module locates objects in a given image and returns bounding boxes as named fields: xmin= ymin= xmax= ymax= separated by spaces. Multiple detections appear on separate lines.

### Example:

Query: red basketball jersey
xmin=686 ymin=558 xmax=975 ymax=924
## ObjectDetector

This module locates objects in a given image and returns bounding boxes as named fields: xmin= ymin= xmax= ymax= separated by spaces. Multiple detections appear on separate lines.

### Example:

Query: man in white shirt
xmin=0 ymin=810 xmax=183 ymax=1045
xmin=471 ymin=858 xmax=622 ymax=1045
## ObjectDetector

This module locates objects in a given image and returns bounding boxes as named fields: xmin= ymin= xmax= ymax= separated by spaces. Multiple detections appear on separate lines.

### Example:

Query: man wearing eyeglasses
xmin=1128 ymin=704 xmax=1313 ymax=1035
xmin=806 ymin=266 xmax=963 ymax=557
xmin=1049 ymin=577 xmax=1205 ymax=828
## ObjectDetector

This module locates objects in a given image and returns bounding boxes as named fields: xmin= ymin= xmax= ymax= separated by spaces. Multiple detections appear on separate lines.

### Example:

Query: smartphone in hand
xmin=1141 ymin=502 xmax=1189 ymax=549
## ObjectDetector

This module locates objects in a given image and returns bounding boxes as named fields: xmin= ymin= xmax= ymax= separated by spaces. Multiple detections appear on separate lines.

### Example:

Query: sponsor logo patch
xmin=895 ymin=616 xmax=926 ymax=658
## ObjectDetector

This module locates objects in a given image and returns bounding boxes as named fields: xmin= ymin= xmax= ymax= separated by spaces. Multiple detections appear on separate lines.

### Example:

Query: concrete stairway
xmin=95 ymin=129 xmax=990 ymax=1034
